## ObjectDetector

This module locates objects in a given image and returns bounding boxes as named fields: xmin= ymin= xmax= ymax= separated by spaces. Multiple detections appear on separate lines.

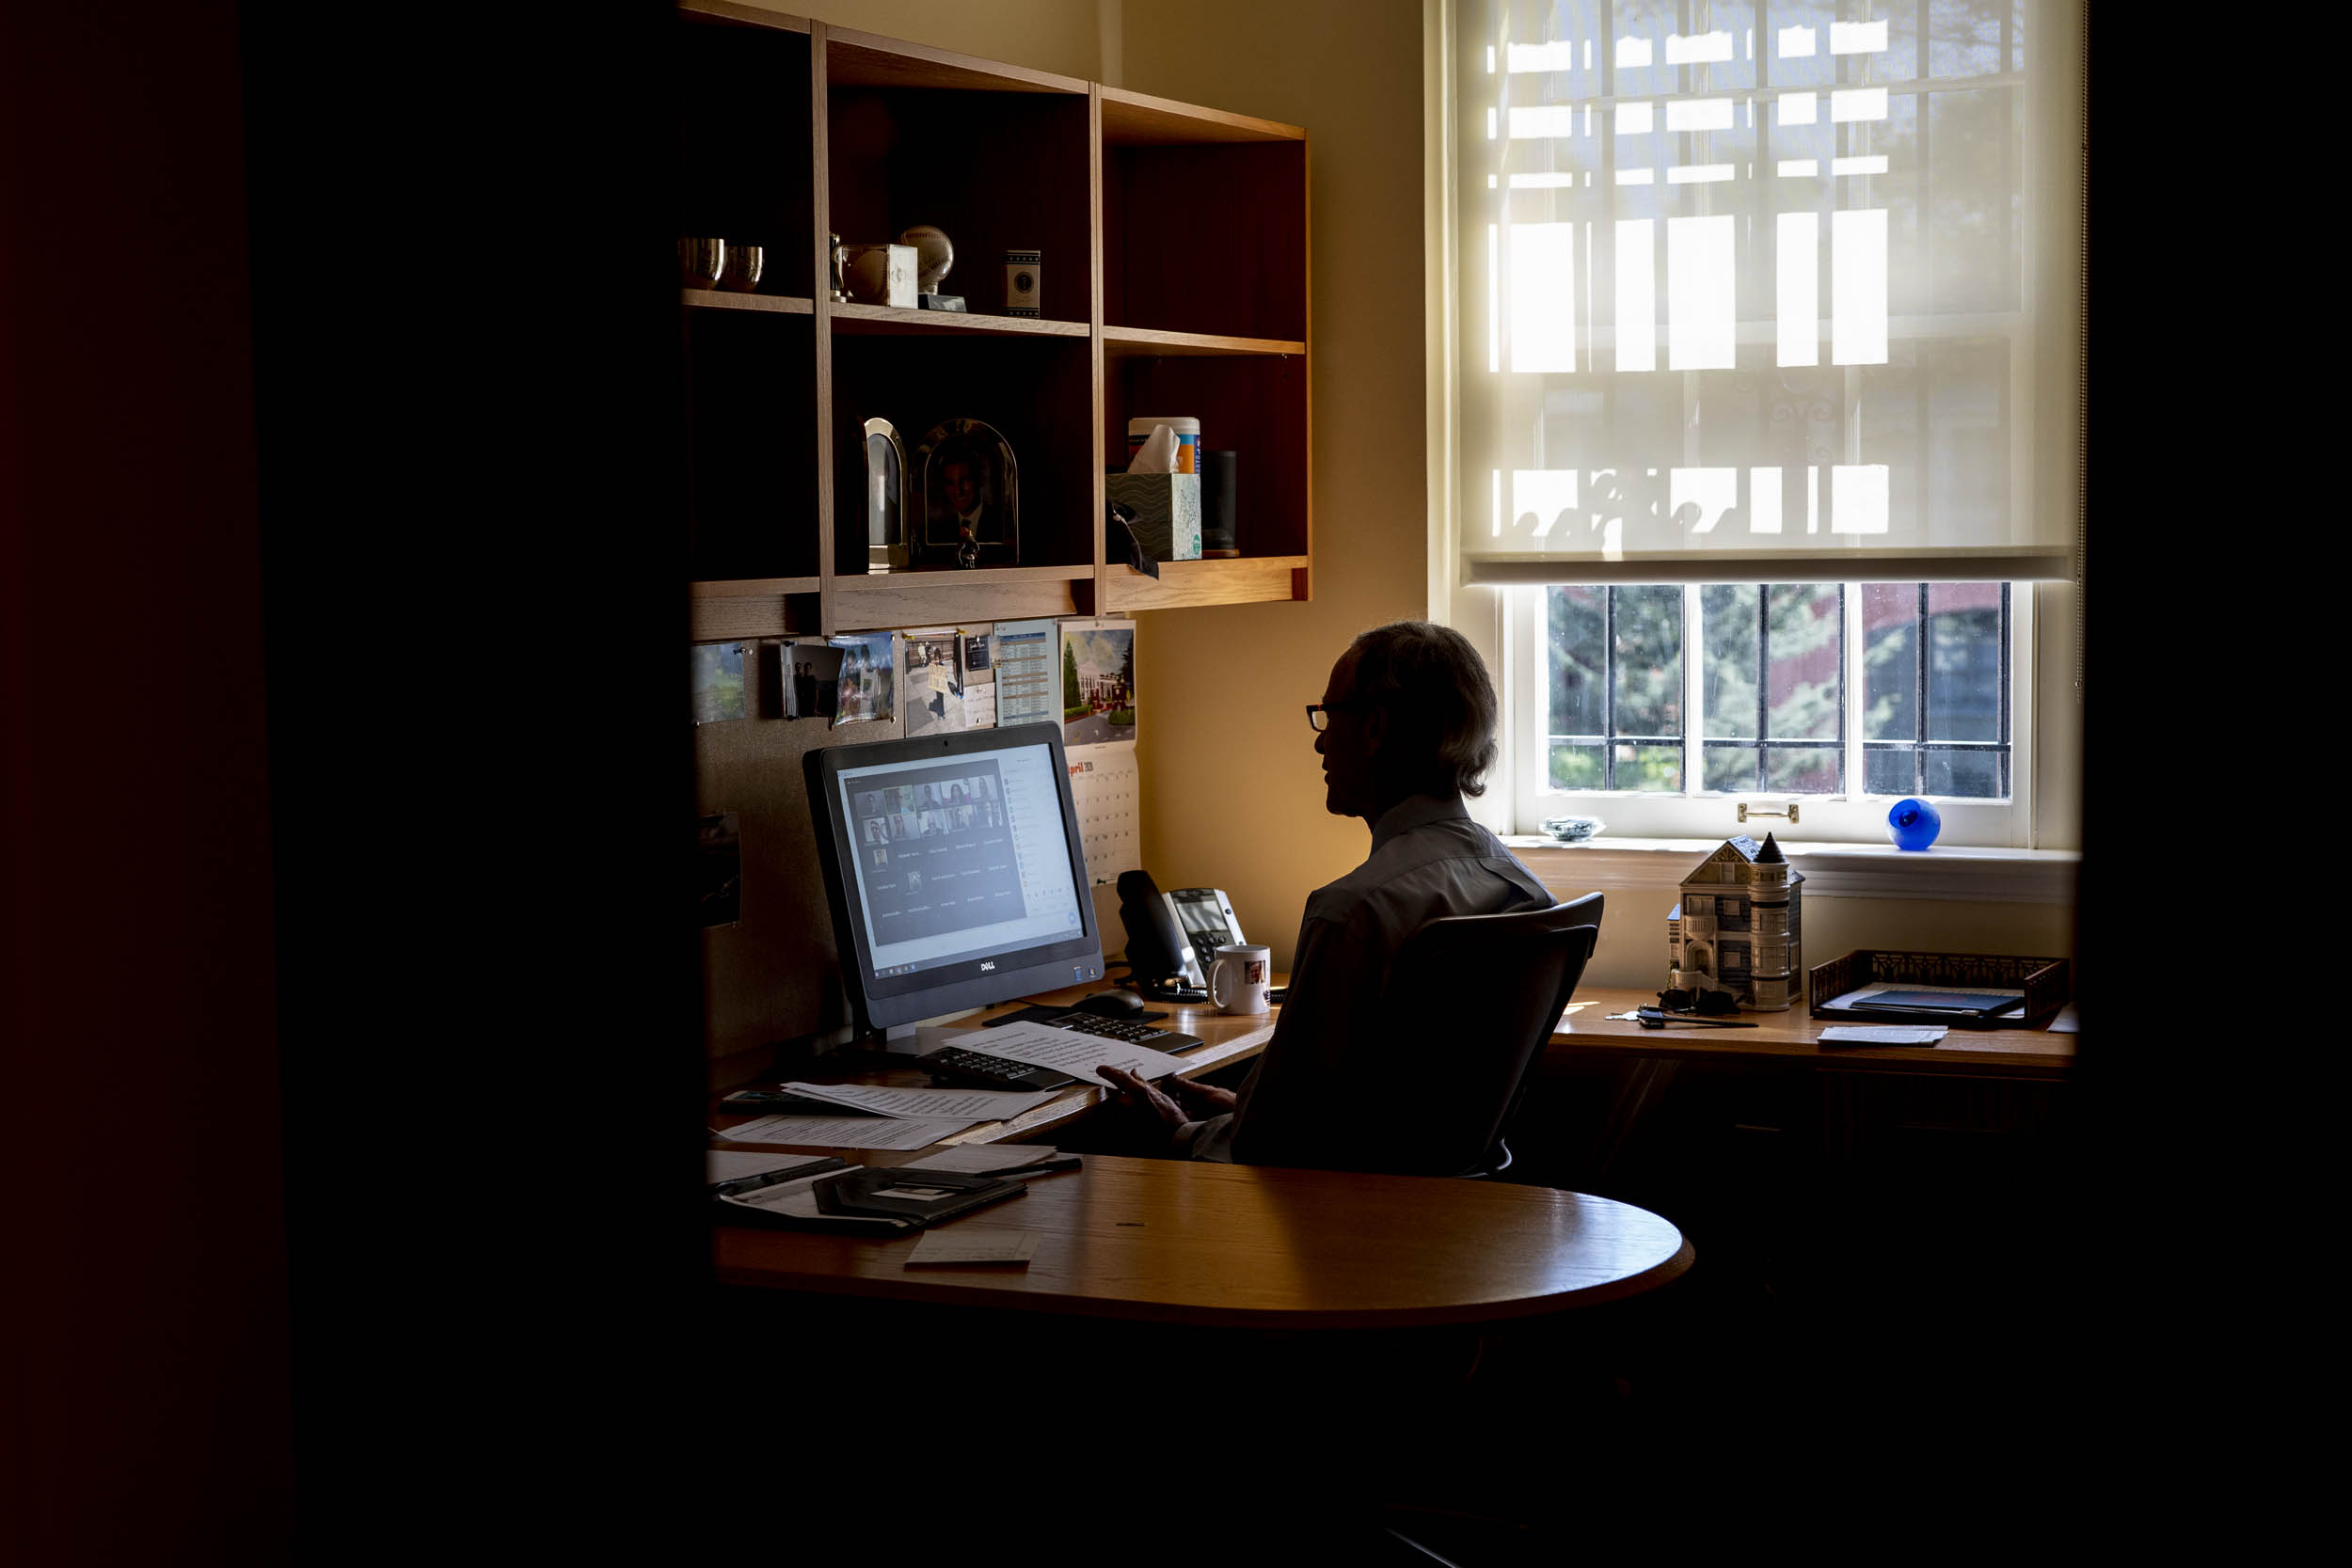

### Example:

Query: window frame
xmin=1502 ymin=577 xmax=2033 ymax=846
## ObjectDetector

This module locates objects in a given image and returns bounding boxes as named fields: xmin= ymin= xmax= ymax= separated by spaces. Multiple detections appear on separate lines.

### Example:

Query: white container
xmin=844 ymin=243 xmax=916 ymax=308
xmin=1126 ymin=417 xmax=1201 ymax=475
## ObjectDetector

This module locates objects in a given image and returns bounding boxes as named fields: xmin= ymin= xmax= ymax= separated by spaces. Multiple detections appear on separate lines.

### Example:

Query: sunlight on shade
xmin=1831 ymin=465 xmax=1890 ymax=533
xmin=1671 ymin=467 xmax=1738 ymax=532
xmin=1615 ymin=101 xmax=1653 ymax=134
xmin=1615 ymin=168 xmax=1656 ymax=184
xmin=1615 ymin=219 xmax=1656 ymax=372
xmin=1830 ymin=20 xmax=1889 ymax=55
xmin=1508 ymin=223 xmax=1578 ymax=373
xmin=1507 ymin=40 xmax=1575 ymax=72
xmin=1486 ymin=225 xmax=1499 ymax=372
xmin=1776 ymin=212 xmax=1819 ymax=367
xmin=1616 ymin=37 xmax=1653 ymax=69
xmin=1486 ymin=106 xmax=1497 ymax=139
xmin=1749 ymin=468 xmax=1784 ymax=532
xmin=1778 ymin=25 xmax=1816 ymax=57
xmin=1668 ymin=165 xmax=1736 ymax=183
xmin=1490 ymin=468 xmax=1502 ymax=536
xmin=1666 ymin=31 xmax=1734 ymax=64
xmin=1509 ymin=173 xmax=1581 ymax=188
xmin=1777 ymin=91 xmax=1818 ymax=125
xmin=1512 ymin=469 xmax=1580 ymax=540
xmin=1510 ymin=105 xmax=1579 ymax=138
xmin=1486 ymin=43 xmax=1495 ymax=72
xmin=1777 ymin=159 xmax=1820 ymax=177
xmin=1665 ymin=98 xmax=1734 ymax=132
xmin=1668 ymin=216 xmax=1736 ymax=371
xmin=1833 ymin=155 xmax=1889 ymax=177
xmin=1831 ymin=208 xmax=1887 ymax=364
xmin=1832 ymin=87 xmax=1888 ymax=122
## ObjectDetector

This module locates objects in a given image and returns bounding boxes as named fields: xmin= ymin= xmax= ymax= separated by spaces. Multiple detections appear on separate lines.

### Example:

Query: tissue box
xmin=1106 ymin=472 xmax=1201 ymax=562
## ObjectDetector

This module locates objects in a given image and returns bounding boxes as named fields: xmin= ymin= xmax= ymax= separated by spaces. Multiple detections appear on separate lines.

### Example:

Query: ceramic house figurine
xmin=1666 ymin=832 xmax=1804 ymax=1011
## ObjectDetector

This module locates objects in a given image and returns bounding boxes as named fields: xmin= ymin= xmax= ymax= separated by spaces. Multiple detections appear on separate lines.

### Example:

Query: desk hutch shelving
xmin=674 ymin=0 xmax=1311 ymax=642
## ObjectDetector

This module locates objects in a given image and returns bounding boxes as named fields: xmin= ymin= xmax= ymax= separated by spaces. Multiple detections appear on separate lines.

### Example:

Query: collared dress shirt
xmin=1173 ymin=793 xmax=1552 ymax=1167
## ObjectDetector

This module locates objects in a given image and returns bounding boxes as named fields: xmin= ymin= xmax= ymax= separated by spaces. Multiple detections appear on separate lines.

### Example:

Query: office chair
xmin=1369 ymin=890 xmax=1603 ymax=1180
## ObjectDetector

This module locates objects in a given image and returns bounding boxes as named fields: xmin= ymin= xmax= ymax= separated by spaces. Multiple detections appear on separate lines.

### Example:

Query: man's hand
xmin=1168 ymin=1076 xmax=1238 ymax=1117
xmin=1094 ymin=1064 xmax=1187 ymax=1133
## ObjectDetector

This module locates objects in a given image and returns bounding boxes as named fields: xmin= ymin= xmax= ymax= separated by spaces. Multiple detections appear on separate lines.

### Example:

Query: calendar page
xmin=1065 ymin=746 xmax=1139 ymax=884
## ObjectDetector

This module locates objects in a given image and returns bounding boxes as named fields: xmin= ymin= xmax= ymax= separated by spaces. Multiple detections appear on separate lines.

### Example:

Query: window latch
xmin=1736 ymin=800 xmax=1800 ymax=825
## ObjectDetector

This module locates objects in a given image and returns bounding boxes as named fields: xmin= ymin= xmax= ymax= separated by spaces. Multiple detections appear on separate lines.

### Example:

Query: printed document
xmin=781 ymin=1081 xmax=1059 ymax=1122
xmin=949 ymin=1020 xmax=1191 ymax=1083
xmin=717 ymin=1114 xmax=979 ymax=1150
xmin=905 ymin=1227 xmax=1039 ymax=1267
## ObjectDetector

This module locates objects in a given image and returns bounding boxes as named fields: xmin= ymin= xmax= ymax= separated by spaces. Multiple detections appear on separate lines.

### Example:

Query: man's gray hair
xmin=1347 ymin=620 xmax=1500 ymax=798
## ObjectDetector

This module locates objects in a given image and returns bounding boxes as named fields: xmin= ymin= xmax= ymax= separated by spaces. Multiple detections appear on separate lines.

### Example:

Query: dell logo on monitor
xmin=979 ymin=960 xmax=996 ymax=973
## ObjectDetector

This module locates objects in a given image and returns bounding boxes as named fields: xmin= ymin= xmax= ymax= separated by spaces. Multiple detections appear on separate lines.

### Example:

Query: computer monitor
xmin=804 ymin=721 xmax=1104 ymax=1037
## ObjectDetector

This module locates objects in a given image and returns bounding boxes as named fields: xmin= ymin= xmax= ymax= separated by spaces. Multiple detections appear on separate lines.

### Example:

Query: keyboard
xmin=922 ymin=1047 xmax=1082 ymax=1092
xmin=994 ymin=1005 xmax=1204 ymax=1052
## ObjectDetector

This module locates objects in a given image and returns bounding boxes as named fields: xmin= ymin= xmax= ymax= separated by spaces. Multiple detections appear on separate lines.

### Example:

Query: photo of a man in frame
xmin=918 ymin=420 xmax=1018 ymax=567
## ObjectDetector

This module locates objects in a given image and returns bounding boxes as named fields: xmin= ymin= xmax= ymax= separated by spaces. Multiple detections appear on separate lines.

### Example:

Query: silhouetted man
xmin=1098 ymin=621 xmax=1551 ymax=1168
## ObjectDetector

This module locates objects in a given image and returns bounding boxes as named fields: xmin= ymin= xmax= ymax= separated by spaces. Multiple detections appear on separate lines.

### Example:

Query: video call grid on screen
xmin=837 ymin=746 xmax=1081 ymax=974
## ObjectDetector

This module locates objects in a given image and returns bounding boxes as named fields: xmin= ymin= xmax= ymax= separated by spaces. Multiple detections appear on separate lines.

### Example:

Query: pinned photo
xmin=830 ymin=631 xmax=895 ymax=728
xmin=787 ymin=642 xmax=844 ymax=721
xmin=1058 ymin=617 xmax=1136 ymax=748
xmin=690 ymin=641 xmax=747 ymax=725
xmin=902 ymin=628 xmax=966 ymax=738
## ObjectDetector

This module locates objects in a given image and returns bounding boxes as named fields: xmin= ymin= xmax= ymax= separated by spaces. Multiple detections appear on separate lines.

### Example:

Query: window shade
xmin=1454 ymin=1 xmax=2082 ymax=584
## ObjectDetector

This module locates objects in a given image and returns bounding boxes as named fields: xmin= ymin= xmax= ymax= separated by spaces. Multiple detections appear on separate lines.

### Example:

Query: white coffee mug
xmin=1209 ymin=943 xmax=1272 ymax=1015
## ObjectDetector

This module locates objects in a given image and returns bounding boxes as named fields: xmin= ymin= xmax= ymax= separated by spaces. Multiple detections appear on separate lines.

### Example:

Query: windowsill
xmin=1502 ymin=836 xmax=2079 ymax=905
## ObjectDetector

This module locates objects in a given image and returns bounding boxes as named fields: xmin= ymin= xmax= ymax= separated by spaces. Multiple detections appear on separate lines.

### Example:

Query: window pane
xmin=1926 ymin=748 xmax=2001 ymax=798
xmin=1765 ymin=583 xmax=1840 ymax=741
xmin=1621 ymin=742 xmax=1683 ymax=793
xmin=1861 ymin=582 xmax=1917 ymax=740
xmin=1612 ymin=586 xmax=1683 ymax=736
xmin=1926 ymin=582 xmax=2002 ymax=742
xmin=1549 ymin=586 xmax=1606 ymax=736
xmin=1864 ymin=746 xmax=1915 ymax=797
xmin=1703 ymin=583 xmax=1759 ymax=739
xmin=1549 ymin=742 xmax=1605 ymax=790
xmin=1766 ymin=747 xmax=1840 ymax=792
xmin=1704 ymin=744 xmax=1759 ymax=793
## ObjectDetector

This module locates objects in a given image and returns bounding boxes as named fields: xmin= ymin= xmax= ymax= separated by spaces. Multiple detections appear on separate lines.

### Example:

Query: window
xmin=1438 ymin=2 xmax=2082 ymax=848
xmin=1506 ymin=577 xmax=2029 ymax=842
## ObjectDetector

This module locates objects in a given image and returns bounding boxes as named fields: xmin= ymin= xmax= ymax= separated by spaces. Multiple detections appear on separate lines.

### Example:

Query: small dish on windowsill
xmin=1540 ymin=816 xmax=1606 ymax=844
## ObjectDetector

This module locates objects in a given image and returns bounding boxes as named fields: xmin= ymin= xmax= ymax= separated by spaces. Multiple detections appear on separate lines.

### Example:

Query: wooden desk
xmin=712 ymin=1153 xmax=1692 ymax=1329
xmin=710 ymin=981 xmax=1280 ymax=1154
xmin=1552 ymin=987 xmax=2074 ymax=1079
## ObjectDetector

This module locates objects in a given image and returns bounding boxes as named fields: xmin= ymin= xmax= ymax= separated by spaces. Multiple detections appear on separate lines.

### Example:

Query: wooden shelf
xmin=1104 ymin=556 xmax=1309 ymax=612
xmin=825 ymin=26 xmax=1087 ymax=95
xmin=829 ymin=565 xmax=1093 ymax=632
xmin=1104 ymin=325 xmax=1304 ymax=359
xmin=829 ymin=302 xmax=1086 ymax=339
xmin=683 ymin=290 xmax=814 ymax=313
xmin=1101 ymin=86 xmax=1305 ymax=146
xmin=689 ymin=577 xmax=820 ymax=641
xmin=671 ymin=8 xmax=1308 ymax=634
xmin=678 ymin=0 xmax=808 ymax=33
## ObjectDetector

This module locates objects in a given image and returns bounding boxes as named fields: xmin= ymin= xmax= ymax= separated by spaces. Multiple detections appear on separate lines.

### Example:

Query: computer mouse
xmin=1073 ymin=988 xmax=1150 ymax=1019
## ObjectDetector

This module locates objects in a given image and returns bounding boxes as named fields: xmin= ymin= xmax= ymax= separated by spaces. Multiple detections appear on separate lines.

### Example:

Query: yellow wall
xmin=1120 ymin=0 xmax=1435 ymax=967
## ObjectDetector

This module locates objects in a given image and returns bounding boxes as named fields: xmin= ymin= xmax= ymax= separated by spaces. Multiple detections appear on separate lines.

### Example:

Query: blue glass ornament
xmin=1886 ymin=798 xmax=1941 ymax=851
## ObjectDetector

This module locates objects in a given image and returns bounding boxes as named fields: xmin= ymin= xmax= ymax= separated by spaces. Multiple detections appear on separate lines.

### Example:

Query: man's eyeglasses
xmin=1305 ymin=701 xmax=1372 ymax=733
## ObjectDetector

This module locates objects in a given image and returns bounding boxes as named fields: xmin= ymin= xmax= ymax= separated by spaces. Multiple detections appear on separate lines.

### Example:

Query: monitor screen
xmin=804 ymin=722 xmax=1104 ymax=1034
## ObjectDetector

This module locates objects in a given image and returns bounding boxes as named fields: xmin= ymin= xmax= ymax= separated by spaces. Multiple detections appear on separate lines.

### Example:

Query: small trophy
xmin=901 ymin=225 xmax=963 ymax=311
xmin=827 ymin=232 xmax=850 ymax=303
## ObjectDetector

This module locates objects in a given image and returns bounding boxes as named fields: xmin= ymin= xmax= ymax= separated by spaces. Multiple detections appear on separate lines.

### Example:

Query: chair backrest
xmin=1367 ymin=891 xmax=1602 ymax=1178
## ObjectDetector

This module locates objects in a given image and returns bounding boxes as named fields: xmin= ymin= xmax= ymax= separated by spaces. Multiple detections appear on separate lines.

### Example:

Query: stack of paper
xmin=781 ymin=1081 xmax=1059 ymax=1121
xmin=717 ymin=1115 xmax=981 ymax=1150
xmin=944 ymin=1020 xmax=1192 ymax=1084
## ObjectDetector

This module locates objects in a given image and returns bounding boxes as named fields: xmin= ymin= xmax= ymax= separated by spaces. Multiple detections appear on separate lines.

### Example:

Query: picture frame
xmin=861 ymin=417 xmax=908 ymax=574
xmin=914 ymin=418 xmax=1019 ymax=569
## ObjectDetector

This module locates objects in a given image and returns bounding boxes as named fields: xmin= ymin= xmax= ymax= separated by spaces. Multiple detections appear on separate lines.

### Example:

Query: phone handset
xmin=1113 ymin=870 xmax=1212 ymax=999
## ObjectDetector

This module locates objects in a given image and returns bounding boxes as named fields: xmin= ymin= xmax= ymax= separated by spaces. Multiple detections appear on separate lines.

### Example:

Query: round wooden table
xmin=712 ymin=1153 xmax=1692 ymax=1328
